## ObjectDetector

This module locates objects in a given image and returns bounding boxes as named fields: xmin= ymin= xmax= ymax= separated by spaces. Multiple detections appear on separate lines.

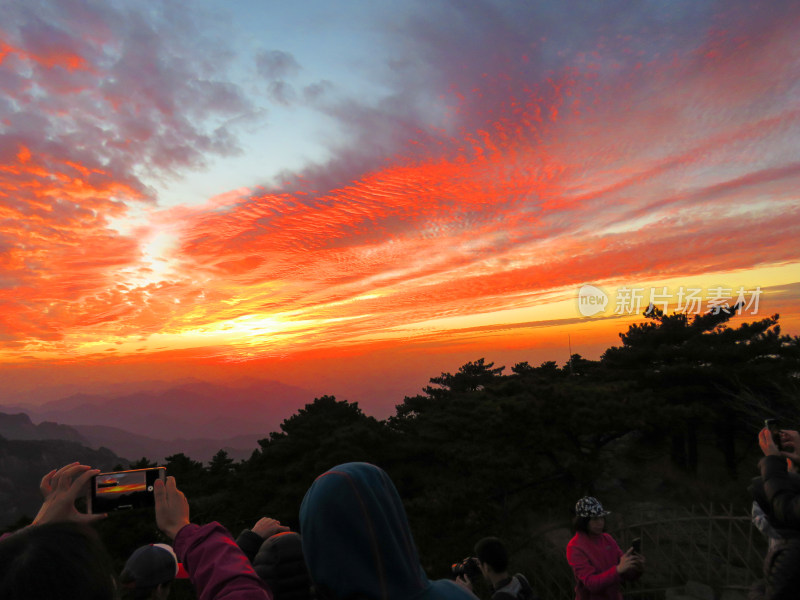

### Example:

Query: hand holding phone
xmin=88 ymin=467 xmax=166 ymax=514
xmin=33 ymin=463 xmax=104 ymax=526
xmin=765 ymin=419 xmax=783 ymax=450
xmin=631 ymin=537 xmax=642 ymax=554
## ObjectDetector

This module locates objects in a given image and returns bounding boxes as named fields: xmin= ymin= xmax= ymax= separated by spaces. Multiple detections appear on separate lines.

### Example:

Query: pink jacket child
xmin=565 ymin=497 xmax=644 ymax=600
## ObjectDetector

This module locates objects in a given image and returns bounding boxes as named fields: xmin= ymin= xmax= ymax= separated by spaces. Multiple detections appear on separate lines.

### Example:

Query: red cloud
xmin=0 ymin=144 xmax=145 ymax=343
xmin=150 ymin=7 xmax=799 ymax=359
xmin=2 ymin=2 xmax=798 ymax=366
xmin=0 ymin=38 xmax=87 ymax=71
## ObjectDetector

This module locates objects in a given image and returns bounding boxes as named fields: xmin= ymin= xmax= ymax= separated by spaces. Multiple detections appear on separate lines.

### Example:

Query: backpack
xmin=492 ymin=574 xmax=538 ymax=600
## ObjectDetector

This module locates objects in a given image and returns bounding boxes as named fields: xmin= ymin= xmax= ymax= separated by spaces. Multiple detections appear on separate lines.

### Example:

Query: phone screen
xmin=89 ymin=467 xmax=166 ymax=513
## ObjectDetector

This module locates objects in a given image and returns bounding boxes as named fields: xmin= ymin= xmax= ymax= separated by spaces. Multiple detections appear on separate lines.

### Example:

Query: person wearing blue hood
xmin=299 ymin=462 xmax=479 ymax=600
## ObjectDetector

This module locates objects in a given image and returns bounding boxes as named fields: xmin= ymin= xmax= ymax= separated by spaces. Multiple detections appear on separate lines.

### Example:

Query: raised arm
xmin=759 ymin=428 xmax=800 ymax=528
xmin=155 ymin=476 xmax=271 ymax=600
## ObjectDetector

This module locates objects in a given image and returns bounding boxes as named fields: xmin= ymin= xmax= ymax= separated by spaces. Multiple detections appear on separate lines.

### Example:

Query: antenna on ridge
xmin=568 ymin=334 xmax=574 ymax=375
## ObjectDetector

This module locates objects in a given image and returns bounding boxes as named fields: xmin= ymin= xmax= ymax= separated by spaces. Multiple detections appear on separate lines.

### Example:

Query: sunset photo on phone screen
xmin=95 ymin=472 xmax=146 ymax=496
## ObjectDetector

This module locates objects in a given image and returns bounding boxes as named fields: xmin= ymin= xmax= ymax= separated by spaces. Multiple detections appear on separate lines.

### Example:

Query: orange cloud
xmin=0 ymin=144 xmax=146 ymax=343
xmin=1 ymin=2 xmax=798 ymax=380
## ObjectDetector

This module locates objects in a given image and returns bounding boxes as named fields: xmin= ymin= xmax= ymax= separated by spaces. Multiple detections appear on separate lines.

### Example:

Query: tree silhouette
xmin=602 ymin=308 xmax=800 ymax=476
xmin=45 ymin=313 xmax=798 ymax=586
xmin=129 ymin=457 xmax=158 ymax=469
xmin=421 ymin=358 xmax=505 ymax=399
xmin=237 ymin=395 xmax=388 ymax=527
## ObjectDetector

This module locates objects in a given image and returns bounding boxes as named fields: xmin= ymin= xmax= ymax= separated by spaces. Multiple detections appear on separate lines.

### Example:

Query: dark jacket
xmin=492 ymin=574 xmax=537 ymax=600
xmin=749 ymin=456 xmax=800 ymax=600
xmin=299 ymin=462 xmax=477 ymax=600
xmin=755 ymin=456 xmax=800 ymax=530
xmin=237 ymin=529 xmax=314 ymax=600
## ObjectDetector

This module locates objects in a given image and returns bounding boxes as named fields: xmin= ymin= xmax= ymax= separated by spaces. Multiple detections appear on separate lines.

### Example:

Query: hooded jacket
xmin=299 ymin=462 xmax=477 ymax=600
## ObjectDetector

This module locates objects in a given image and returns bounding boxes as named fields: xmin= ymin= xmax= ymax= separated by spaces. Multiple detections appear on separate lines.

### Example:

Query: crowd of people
xmin=0 ymin=425 xmax=797 ymax=600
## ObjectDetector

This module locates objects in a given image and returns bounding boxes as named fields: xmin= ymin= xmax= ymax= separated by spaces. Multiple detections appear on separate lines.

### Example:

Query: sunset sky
xmin=2 ymin=1 xmax=799 ymax=415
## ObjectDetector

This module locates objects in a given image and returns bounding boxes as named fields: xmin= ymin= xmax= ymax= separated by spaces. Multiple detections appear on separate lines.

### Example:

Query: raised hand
xmin=32 ymin=463 xmax=105 ymax=526
xmin=617 ymin=549 xmax=644 ymax=574
xmin=251 ymin=516 xmax=290 ymax=539
xmin=154 ymin=476 xmax=191 ymax=540
xmin=759 ymin=428 xmax=782 ymax=457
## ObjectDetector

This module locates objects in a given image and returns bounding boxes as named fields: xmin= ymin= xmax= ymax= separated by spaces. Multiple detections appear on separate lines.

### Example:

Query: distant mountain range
xmin=0 ymin=411 xmax=88 ymax=444
xmin=0 ymin=378 xmax=319 ymax=530
xmin=0 ymin=412 xmax=266 ymax=463
xmin=0 ymin=434 xmax=124 ymax=530
xmin=1 ymin=376 xmax=210 ymax=407
xmin=0 ymin=378 xmax=316 ymax=462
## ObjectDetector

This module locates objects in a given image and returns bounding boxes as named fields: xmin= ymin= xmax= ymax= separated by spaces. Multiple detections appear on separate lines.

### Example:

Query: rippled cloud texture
xmin=1 ymin=1 xmax=799 ymax=384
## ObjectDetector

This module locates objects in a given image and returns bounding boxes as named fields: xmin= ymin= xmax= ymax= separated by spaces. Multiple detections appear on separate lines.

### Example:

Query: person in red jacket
xmin=565 ymin=496 xmax=644 ymax=600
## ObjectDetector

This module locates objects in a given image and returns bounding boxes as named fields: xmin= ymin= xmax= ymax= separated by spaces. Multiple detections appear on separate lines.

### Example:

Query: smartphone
xmin=88 ymin=467 xmax=166 ymax=513
xmin=631 ymin=538 xmax=641 ymax=554
xmin=765 ymin=418 xmax=783 ymax=450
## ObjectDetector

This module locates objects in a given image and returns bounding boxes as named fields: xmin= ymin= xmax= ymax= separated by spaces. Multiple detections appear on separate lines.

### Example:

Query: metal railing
xmin=524 ymin=504 xmax=766 ymax=600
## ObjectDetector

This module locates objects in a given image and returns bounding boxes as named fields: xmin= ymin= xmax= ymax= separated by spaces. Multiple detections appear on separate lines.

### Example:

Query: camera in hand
xmin=451 ymin=556 xmax=481 ymax=580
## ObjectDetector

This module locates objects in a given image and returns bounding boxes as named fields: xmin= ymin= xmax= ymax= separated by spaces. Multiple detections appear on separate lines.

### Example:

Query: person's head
xmin=473 ymin=537 xmax=509 ymax=576
xmin=299 ymin=462 xmax=430 ymax=600
xmin=120 ymin=543 xmax=180 ymax=600
xmin=572 ymin=496 xmax=610 ymax=535
xmin=252 ymin=531 xmax=314 ymax=600
xmin=0 ymin=521 xmax=117 ymax=600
